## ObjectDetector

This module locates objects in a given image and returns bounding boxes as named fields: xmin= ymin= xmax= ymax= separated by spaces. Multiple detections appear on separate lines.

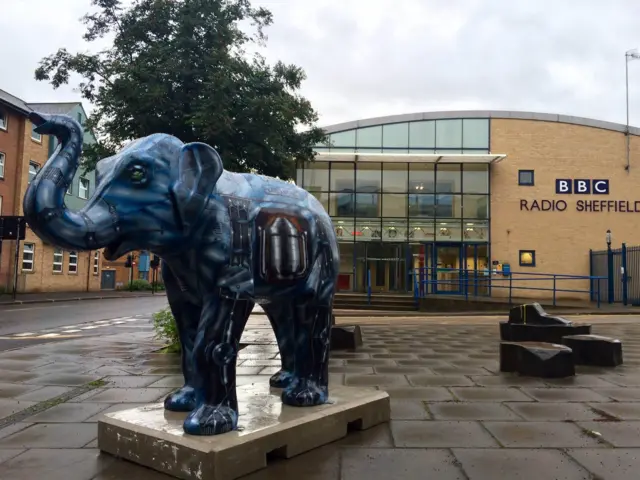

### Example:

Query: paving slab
xmin=482 ymin=421 xmax=606 ymax=448
xmin=505 ymin=402 xmax=606 ymax=421
xmin=341 ymin=448 xmax=466 ymax=480
xmin=24 ymin=402 xmax=111 ymax=423
xmin=389 ymin=399 xmax=430 ymax=420
xmin=0 ymin=448 xmax=115 ymax=480
xmin=453 ymin=448 xmax=591 ymax=480
xmin=390 ymin=420 xmax=499 ymax=448
xmin=407 ymin=374 xmax=474 ymax=387
xmin=84 ymin=387 xmax=174 ymax=403
xmin=450 ymin=387 xmax=534 ymax=402
xmin=521 ymin=388 xmax=612 ymax=403
xmin=576 ymin=421 xmax=640 ymax=447
xmin=593 ymin=387 xmax=640 ymax=401
xmin=15 ymin=386 xmax=73 ymax=402
xmin=98 ymin=384 xmax=390 ymax=480
xmin=430 ymin=402 xmax=522 ymax=421
xmin=241 ymin=445 xmax=340 ymax=480
xmin=0 ymin=423 xmax=98 ymax=448
xmin=588 ymin=402 xmax=640 ymax=420
xmin=566 ymin=448 xmax=640 ymax=480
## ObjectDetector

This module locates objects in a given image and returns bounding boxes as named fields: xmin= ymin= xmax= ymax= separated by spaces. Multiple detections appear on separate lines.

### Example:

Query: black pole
xmin=12 ymin=237 xmax=20 ymax=301
xmin=152 ymin=267 xmax=156 ymax=295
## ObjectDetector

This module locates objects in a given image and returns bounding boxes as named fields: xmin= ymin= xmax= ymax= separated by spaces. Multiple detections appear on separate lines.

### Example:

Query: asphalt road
xmin=0 ymin=296 xmax=169 ymax=336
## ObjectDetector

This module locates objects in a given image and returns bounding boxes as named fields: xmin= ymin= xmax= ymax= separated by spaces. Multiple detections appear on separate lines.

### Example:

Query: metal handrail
xmin=413 ymin=267 xmax=607 ymax=308
xmin=367 ymin=269 xmax=372 ymax=305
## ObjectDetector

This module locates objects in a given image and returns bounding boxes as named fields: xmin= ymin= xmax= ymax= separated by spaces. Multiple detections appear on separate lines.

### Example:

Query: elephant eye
xmin=129 ymin=165 xmax=147 ymax=185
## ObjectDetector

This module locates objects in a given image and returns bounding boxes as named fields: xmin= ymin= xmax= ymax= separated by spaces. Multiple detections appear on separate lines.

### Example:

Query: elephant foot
xmin=269 ymin=369 xmax=294 ymax=388
xmin=183 ymin=403 xmax=238 ymax=436
xmin=281 ymin=378 xmax=329 ymax=407
xmin=164 ymin=386 xmax=197 ymax=412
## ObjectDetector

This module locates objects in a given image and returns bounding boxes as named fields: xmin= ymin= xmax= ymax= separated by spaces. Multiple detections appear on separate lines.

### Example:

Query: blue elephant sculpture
xmin=23 ymin=113 xmax=339 ymax=436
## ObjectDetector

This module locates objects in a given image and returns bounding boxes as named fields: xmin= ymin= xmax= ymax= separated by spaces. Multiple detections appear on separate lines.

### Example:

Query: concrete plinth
xmin=97 ymin=383 xmax=390 ymax=480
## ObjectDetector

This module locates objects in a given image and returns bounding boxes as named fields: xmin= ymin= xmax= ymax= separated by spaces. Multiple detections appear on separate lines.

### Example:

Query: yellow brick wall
xmin=12 ymin=118 xmax=101 ymax=293
xmin=489 ymin=118 xmax=640 ymax=301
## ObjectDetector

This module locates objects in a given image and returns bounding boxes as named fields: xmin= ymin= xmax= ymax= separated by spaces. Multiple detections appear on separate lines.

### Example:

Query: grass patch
xmin=152 ymin=307 xmax=180 ymax=353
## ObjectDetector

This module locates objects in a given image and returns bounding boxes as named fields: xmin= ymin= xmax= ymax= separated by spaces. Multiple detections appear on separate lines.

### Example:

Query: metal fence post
xmin=622 ymin=243 xmax=628 ymax=306
xmin=607 ymin=245 xmax=614 ymax=304
xmin=553 ymin=275 xmax=557 ymax=307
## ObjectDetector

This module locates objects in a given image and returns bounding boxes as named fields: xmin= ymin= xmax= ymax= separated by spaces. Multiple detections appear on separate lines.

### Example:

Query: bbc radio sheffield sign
xmin=520 ymin=179 xmax=640 ymax=212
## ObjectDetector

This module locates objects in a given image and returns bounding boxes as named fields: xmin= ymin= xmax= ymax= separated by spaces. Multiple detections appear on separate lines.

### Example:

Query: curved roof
xmin=321 ymin=110 xmax=640 ymax=136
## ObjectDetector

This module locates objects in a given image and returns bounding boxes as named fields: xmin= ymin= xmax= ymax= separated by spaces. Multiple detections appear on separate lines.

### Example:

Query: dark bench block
xmin=508 ymin=302 xmax=572 ymax=326
xmin=499 ymin=322 xmax=592 ymax=344
xmin=331 ymin=325 xmax=363 ymax=351
xmin=562 ymin=334 xmax=623 ymax=367
xmin=500 ymin=341 xmax=575 ymax=378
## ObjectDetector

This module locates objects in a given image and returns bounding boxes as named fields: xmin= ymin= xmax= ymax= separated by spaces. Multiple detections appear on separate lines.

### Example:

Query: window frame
xmin=0 ymin=110 xmax=7 ymax=131
xmin=0 ymin=195 xmax=3 ymax=215
xmin=93 ymin=251 xmax=100 ymax=275
xmin=31 ymin=122 xmax=42 ymax=143
xmin=519 ymin=250 xmax=536 ymax=267
xmin=79 ymin=177 xmax=89 ymax=199
xmin=22 ymin=243 xmax=35 ymax=272
xmin=28 ymin=161 xmax=39 ymax=184
xmin=518 ymin=169 xmax=535 ymax=186
xmin=0 ymin=151 xmax=4 ymax=179
xmin=68 ymin=251 xmax=78 ymax=274
xmin=53 ymin=248 xmax=63 ymax=273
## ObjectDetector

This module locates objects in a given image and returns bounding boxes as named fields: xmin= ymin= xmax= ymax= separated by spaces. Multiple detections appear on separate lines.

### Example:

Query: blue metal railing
xmin=366 ymin=269 xmax=372 ymax=305
xmin=413 ymin=267 xmax=607 ymax=308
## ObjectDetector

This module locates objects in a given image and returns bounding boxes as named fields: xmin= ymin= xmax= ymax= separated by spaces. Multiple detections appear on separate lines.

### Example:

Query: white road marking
xmin=14 ymin=332 xmax=35 ymax=337
xmin=39 ymin=333 xmax=60 ymax=338
xmin=61 ymin=329 xmax=82 ymax=333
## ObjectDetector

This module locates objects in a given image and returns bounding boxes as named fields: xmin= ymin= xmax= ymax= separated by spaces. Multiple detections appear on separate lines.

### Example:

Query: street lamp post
xmin=625 ymin=49 xmax=640 ymax=172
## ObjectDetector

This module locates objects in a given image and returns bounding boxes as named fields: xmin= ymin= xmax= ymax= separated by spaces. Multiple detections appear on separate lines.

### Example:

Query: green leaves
xmin=35 ymin=0 xmax=326 ymax=178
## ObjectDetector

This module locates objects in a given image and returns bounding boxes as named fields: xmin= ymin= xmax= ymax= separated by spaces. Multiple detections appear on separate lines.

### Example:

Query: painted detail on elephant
xmin=23 ymin=112 xmax=339 ymax=437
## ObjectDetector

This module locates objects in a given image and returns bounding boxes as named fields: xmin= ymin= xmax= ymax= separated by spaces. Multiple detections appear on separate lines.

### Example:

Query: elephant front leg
xmin=162 ymin=267 xmax=200 ymax=413
xmin=183 ymin=294 xmax=253 ymax=436
xmin=163 ymin=302 xmax=200 ymax=412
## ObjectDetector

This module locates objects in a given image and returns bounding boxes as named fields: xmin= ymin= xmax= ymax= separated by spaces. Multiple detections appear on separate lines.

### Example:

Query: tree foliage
xmin=35 ymin=0 xmax=326 ymax=178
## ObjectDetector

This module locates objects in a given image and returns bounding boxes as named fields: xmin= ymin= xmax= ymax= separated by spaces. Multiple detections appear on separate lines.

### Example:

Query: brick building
xmin=299 ymin=110 xmax=640 ymax=301
xmin=0 ymin=89 xmax=100 ymax=293
xmin=101 ymin=251 xmax=163 ymax=290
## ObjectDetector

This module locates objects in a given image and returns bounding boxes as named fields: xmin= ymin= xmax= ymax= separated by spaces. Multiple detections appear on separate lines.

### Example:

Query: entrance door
xmin=434 ymin=244 xmax=463 ymax=294
xmin=464 ymin=244 xmax=490 ymax=296
xmin=101 ymin=270 xmax=116 ymax=290
xmin=363 ymin=243 xmax=405 ymax=293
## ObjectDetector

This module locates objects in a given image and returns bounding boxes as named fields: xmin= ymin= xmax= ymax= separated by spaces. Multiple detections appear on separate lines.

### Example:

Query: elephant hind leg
xmin=262 ymin=303 xmax=296 ymax=388
xmin=281 ymin=251 xmax=335 ymax=408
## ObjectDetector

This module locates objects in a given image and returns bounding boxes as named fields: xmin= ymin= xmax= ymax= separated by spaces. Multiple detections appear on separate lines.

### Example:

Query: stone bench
xmin=562 ymin=334 xmax=623 ymax=367
xmin=500 ymin=303 xmax=591 ymax=344
xmin=330 ymin=325 xmax=363 ymax=350
xmin=500 ymin=341 xmax=575 ymax=378
xmin=499 ymin=322 xmax=592 ymax=344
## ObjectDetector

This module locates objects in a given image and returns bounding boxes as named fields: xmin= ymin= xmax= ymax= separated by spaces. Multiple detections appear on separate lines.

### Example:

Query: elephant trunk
xmin=22 ymin=112 xmax=117 ymax=252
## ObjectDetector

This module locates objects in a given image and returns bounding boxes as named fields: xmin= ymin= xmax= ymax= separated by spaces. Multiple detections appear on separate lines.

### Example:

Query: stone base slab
xmin=98 ymin=383 xmax=390 ymax=480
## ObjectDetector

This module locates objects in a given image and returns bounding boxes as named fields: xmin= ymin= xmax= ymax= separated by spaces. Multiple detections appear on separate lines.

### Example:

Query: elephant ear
xmin=170 ymin=142 xmax=224 ymax=234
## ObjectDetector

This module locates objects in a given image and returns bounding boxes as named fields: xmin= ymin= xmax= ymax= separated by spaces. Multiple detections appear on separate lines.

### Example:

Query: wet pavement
xmin=0 ymin=315 xmax=639 ymax=478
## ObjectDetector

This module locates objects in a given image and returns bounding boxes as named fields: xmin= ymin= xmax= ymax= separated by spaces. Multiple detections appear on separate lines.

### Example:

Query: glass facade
xmin=299 ymin=118 xmax=492 ymax=294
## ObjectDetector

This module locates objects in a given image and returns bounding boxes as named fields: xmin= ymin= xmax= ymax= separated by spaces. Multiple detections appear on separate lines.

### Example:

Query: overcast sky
xmin=1 ymin=0 xmax=640 ymax=128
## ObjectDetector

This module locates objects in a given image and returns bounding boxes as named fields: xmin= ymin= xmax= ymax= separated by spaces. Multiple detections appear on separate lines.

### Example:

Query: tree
xmin=34 ymin=0 xmax=326 ymax=179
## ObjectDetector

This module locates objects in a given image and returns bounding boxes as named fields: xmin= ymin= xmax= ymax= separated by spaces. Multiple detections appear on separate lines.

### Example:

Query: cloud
xmin=2 ymin=0 xmax=640 ymax=129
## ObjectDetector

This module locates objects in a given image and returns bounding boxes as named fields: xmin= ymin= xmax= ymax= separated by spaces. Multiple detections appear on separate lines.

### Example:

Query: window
xmin=0 ymin=152 xmax=4 ymax=178
xmin=518 ymin=170 xmax=535 ymax=186
xmin=68 ymin=251 xmax=78 ymax=273
xmin=93 ymin=251 xmax=100 ymax=275
xmin=79 ymin=177 xmax=89 ymax=199
xmin=77 ymin=112 xmax=83 ymax=124
xmin=66 ymin=181 xmax=73 ymax=195
xmin=22 ymin=243 xmax=35 ymax=271
xmin=53 ymin=248 xmax=63 ymax=273
xmin=356 ymin=126 xmax=382 ymax=150
xmin=519 ymin=250 xmax=536 ymax=267
xmin=462 ymin=119 xmax=490 ymax=149
xmin=435 ymin=119 xmax=462 ymax=149
xmin=28 ymin=162 xmax=39 ymax=183
xmin=31 ymin=122 xmax=42 ymax=142
xmin=0 ymin=110 xmax=6 ymax=130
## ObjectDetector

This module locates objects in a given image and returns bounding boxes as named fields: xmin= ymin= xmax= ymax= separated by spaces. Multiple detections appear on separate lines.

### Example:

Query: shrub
xmin=118 ymin=279 xmax=166 ymax=291
xmin=152 ymin=307 xmax=180 ymax=353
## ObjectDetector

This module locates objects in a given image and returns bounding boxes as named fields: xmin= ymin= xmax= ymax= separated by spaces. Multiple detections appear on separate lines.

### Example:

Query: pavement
xmin=0 ymin=313 xmax=639 ymax=478
xmin=0 ymin=290 xmax=158 ymax=306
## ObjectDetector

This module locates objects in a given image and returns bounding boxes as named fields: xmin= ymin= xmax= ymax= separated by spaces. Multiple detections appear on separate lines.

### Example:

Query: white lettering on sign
xmin=593 ymin=180 xmax=609 ymax=194
xmin=575 ymin=180 xmax=590 ymax=194
xmin=555 ymin=179 xmax=610 ymax=195
xmin=556 ymin=179 xmax=572 ymax=194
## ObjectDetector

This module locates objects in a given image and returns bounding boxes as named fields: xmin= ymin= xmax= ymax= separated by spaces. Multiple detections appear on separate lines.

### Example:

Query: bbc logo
xmin=555 ymin=179 xmax=609 ymax=195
